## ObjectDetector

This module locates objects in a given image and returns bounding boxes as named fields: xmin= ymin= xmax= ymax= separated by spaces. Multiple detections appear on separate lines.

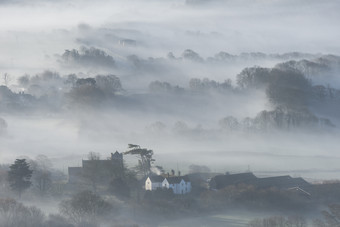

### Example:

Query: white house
xmin=145 ymin=176 xmax=192 ymax=194
xmin=162 ymin=176 xmax=192 ymax=194
xmin=145 ymin=175 xmax=165 ymax=191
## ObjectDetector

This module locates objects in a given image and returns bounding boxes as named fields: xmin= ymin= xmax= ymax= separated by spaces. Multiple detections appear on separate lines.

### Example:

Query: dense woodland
xmin=1 ymin=51 xmax=340 ymax=135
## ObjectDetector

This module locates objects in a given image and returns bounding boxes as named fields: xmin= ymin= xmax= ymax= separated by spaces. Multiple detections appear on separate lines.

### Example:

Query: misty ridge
xmin=1 ymin=48 xmax=340 ymax=139
xmin=0 ymin=0 xmax=339 ymax=175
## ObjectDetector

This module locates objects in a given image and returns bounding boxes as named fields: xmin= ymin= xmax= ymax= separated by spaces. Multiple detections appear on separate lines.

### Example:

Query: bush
xmin=0 ymin=198 xmax=45 ymax=227
xmin=59 ymin=191 xmax=114 ymax=225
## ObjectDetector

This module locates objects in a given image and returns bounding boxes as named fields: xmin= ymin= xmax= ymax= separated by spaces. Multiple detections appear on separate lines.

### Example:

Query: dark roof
xmin=166 ymin=177 xmax=184 ymax=184
xmin=111 ymin=151 xmax=123 ymax=159
xmin=210 ymin=172 xmax=310 ymax=190
xmin=253 ymin=176 xmax=292 ymax=188
xmin=255 ymin=176 xmax=310 ymax=189
xmin=164 ymin=176 xmax=190 ymax=184
xmin=148 ymin=175 xmax=164 ymax=183
xmin=211 ymin=173 xmax=257 ymax=189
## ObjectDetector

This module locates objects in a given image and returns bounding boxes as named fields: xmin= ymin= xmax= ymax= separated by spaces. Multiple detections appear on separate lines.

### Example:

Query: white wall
xmin=148 ymin=178 xmax=191 ymax=194
xmin=146 ymin=177 xmax=164 ymax=191
xmin=145 ymin=177 xmax=152 ymax=190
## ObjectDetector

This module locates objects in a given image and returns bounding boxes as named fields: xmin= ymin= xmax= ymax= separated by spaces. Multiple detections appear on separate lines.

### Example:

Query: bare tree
xmin=0 ymin=198 xmax=45 ymax=227
xmin=3 ymin=73 xmax=11 ymax=86
xmin=30 ymin=155 xmax=53 ymax=196
xmin=59 ymin=190 xmax=113 ymax=225
xmin=314 ymin=204 xmax=340 ymax=227
xmin=249 ymin=215 xmax=307 ymax=227
xmin=219 ymin=116 xmax=239 ymax=132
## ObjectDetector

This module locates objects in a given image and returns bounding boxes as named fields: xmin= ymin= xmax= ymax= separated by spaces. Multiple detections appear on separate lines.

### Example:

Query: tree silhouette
xmin=314 ymin=204 xmax=340 ymax=227
xmin=59 ymin=190 xmax=113 ymax=225
xmin=124 ymin=144 xmax=154 ymax=177
xmin=7 ymin=159 xmax=33 ymax=198
xmin=30 ymin=155 xmax=53 ymax=196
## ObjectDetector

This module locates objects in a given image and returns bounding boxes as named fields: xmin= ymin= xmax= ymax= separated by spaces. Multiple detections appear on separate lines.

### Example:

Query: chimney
xmin=167 ymin=172 xmax=169 ymax=178
xmin=178 ymin=171 xmax=181 ymax=176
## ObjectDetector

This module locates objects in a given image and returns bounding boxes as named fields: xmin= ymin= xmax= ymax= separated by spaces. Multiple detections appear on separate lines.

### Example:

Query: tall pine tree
xmin=7 ymin=159 xmax=33 ymax=198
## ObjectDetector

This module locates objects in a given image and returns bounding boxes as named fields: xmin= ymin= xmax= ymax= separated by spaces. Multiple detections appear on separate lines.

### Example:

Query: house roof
xmin=210 ymin=172 xmax=310 ymax=190
xmin=148 ymin=175 xmax=165 ymax=183
xmin=249 ymin=175 xmax=310 ymax=189
xmin=164 ymin=176 xmax=190 ymax=184
xmin=211 ymin=172 xmax=257 ymax=189
xmin=253 ymin=175 xmax=292 ymax=188
xmin=111 ymin=151 xmax=123 ymax=159
xmin=166 ymin=177 xmax=184 ymax=184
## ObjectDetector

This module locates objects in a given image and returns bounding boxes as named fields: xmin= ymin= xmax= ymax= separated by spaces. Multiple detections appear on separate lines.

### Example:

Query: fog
xmin=0 ymin=0 xmax=340 ymax=174
xmin=1 ymin=0 xmax=340 ymax=226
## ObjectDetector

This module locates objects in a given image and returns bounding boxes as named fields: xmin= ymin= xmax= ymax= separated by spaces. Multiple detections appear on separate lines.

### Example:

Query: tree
xmin=30 ymin=155 xmax=53 ymax=196
xmin=236 ymin=67 xmax=271 ymax=89
xmin=62 ymin=47 xmax=115 ymax=68
xmin=44 ymin=214 xmax=73 ymax=227
xmin=248 ymin=215 xmax=307 ymax=227
xmin=124 ymin=144 xmax=155 ymax=177
xmin=0 ymin=198 xmax=45 ymax=227
xmin=109 ymin=177 xmax=131 ymax=199
xmin=95 ymin=74 xmax=122 ymax=95
xmin=266 ymin=69 xmax=311 ymax=109
xmin=219 ymin=116 xmax=239 ymax=132
xmin=67 ymin=78 xmax=105 ymax=106
xmin=188 ymin=164 xmax=210 ymax=173
xmin=17 ymin=74 xmax=30 ymax=87
xmin=7 ymin=159 xmax=33 ymax=198
xmin=59 ymin=191 xmax=113 ymax=225
xmin=181 ymin=49 xmax=203 ymax=62
xmin=2 ymin=73 xmax=11 ymax=86
xmin=314 ymin=204 xmax=340 ymax=227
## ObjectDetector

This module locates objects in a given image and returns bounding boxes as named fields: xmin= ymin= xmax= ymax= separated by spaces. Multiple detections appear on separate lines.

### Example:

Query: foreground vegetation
xmin=1 ymin=148 xmax=340 ymax=226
